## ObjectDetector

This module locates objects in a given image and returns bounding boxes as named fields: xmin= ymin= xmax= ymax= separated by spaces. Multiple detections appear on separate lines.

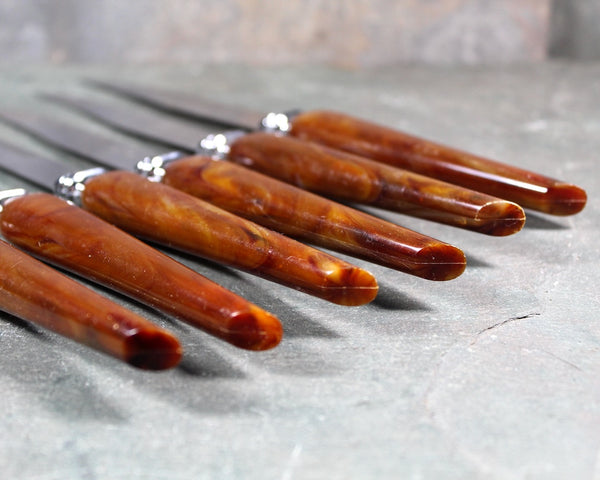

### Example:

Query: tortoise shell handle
xmin=81 ymin=170 xmax=378 ymax=306
xmin=0 ymin=239 xmax=182 ymax=369
xmin=0 ymin=192 xmax=282 ymax=351
xmin=228 ymin=132 xmax=525 ymax=236
xmin=289 ymin=110 xmax=587 ymax=216
xmin=162 ymin=157 xmax=466 ymax=281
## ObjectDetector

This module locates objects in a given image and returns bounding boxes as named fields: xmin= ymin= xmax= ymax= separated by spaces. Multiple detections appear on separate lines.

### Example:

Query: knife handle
xmin=229 ymin=132 xmax=525 ymax=236
xmin=80 ymin=170 xmax=378 ymax=306
xmin=289 ymin=110 xmax=587 ymax=216
xmin=0 ymin=239 xmax=181 ymax=369
xmin=162 ymin=156 xmax=466 ymax=281
xmin=0 ymin=193 xmax=282 ymax=351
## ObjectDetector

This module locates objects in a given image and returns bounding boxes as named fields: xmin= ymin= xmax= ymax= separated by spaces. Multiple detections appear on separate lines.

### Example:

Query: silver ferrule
xmin=54 ymin=167 xmax=107 ymax=206
xmin=259 ymin=110 xmax=301 ymax=134
xmin=135 ymin=150 xmax=186 ymax=183
xmin=197 ymin=130 xmax=246 ymax=159
xmin=0 ymin=188 xmax=27 ymax=213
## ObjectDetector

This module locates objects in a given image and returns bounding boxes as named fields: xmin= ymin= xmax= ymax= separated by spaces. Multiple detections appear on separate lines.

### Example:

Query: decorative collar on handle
xmin=135 ymin=151 xmax=187 ymax=183
xmin=259 ymin=110 xmax=300 ymax=134
xmin=196 ymin=109 xmax=301 ymax=159
xmin=54 ymin=167 xmax=107 ymax=206
xmin=197 ymin=130 xmax=246 ymax=159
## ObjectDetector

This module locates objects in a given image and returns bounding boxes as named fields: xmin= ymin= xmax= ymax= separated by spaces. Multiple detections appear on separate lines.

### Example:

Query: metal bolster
xmin=54 ymin=167 xmax=107 ymax=206
xmin=197 ymin=130 xmax=246 ymax=159
xmin=135 ymin=151 xmax=186 ymax=182
xmin=259 ymin=110 xmax=301 ymax=134
xmin=0 ymin=188 xmax=28 ymax=213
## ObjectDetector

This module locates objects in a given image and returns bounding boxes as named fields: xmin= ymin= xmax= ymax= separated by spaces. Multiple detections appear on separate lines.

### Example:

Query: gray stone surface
xmin=0 ymin=62 xmax=598 ymax=479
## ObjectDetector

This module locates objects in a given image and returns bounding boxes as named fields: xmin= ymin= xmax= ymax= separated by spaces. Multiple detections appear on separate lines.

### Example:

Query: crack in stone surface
xmin=472 ymin=312 xmax=541 ymax=344
xmin=539 ymin=348 xmax=583 ymax=372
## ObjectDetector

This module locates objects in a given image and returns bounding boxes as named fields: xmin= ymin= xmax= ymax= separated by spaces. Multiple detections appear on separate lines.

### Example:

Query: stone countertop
xmin=0 ymin=62 xmax=598 ymax=480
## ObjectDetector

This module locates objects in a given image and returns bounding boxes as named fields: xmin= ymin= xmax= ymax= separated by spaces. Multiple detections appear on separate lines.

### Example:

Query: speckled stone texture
xmin=0 ymin=0 xmax=551 ymax=66
xmin=0 ymin=62 xmax=598 ymax=479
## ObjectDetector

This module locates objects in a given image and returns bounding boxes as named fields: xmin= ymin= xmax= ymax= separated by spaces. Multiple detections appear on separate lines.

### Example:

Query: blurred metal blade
xmin=41 ymin=92 xmax=203 ymax=152
xmin=0 ymin=141 xmax=66 ymax=191
xmin=0 ymin=109 xmax=155 ymax=171
xmin=88 ymin=79 xmax=263 ymax=131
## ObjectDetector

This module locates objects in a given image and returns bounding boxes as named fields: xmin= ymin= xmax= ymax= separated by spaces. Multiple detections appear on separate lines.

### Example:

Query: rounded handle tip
xmin=318 ymin=266 xmax=379 ymax=306
xmin=224 ymin=309 xmax=284 ymax=351
xmin=545 ymin=184 xmax=587 ymax=216
xmin=415 ymin=244 xmax=467 ymax=281
xmin=475 ymin=200 xmax=526 ymax=236
xmin=125 ymin=329 xmax=183 ymax=370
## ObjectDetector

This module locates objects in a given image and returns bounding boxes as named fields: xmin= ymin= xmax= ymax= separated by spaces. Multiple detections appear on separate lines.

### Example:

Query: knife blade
xmin=89 ymin=79 xmax=587 ymax=216
xmin=0 ymin=113 xmax=380 ymax=307
xmin=40 ymin=91 xmax=526 ymax=236
xmin=1 ymin=108 xmax=467 ymax=282
xmin=87 ymin=79 xmax=262 ymax=130
xmin=0 ymin=142 xmax=283 ymax=350
xmin=0 ymin=236 xmax=181 ymax=369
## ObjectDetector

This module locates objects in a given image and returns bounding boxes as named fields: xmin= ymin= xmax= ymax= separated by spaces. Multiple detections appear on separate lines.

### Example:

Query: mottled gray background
xmin=0 ymin=0 xmax=598 ymax=66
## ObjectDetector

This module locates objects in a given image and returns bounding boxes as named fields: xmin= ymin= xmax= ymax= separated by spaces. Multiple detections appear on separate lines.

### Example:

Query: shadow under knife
xmin=1 ymin=311 xmax=49 ymax=338
xmin=523 ymin=211 xmax=570 ymax=230
xmin=0 ymin=313 xmax=128 ymax=423
xmin=463 ymin=251 xmax=494 ymax=268
xmin=370 ymin=283 xmax=434 ymax=311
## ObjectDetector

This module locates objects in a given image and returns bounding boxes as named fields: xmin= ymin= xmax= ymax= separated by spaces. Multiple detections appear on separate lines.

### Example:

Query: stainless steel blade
xmin=0 ymin=109 xmax=159 ymax=171
xmin=41 ymin=93 xmax=210 ymax=152
xmin=0 ymin=141 xmax=66 ymax=191
xmin=89 ymin=79 xmax=263 ymax=131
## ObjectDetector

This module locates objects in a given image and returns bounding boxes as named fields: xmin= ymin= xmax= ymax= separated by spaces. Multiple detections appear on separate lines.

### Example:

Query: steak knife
xmin=0 ymin=143 xmax=282 ymax=350
xmin=88 ymin=79 xmax=586 ymax=216
xmin=0 ymin=109 xmax=467 ymax=282
xmin=0 ymin=116 xmax=380 ymax=307
xmin=44 ymin=90 xmax=526 ymax=236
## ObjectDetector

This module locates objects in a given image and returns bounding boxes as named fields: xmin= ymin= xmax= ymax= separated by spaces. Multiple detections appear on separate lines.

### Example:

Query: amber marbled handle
xmin=0 ymin=193 xmax=282 ymax=351
xmin=289 ymin=110 xmax=587 ymax=216
xmin=0 ymin=239 xmax=181 ymax=369
xmin=229 ymin=132 xmax=525 ymax=236
xmin=81 ymin=171 xmax=378 ymax=306
xmin=163 ymin=156 xmax=466 ymax=281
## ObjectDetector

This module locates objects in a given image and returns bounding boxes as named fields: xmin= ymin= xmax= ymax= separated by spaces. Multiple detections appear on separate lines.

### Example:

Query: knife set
xmin=0 ymin=81 xmax=587 ymax=370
